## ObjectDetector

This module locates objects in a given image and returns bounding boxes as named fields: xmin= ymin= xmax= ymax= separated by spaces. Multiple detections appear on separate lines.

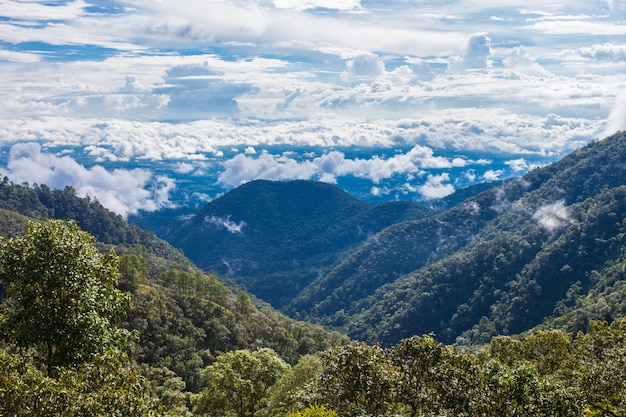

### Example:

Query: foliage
xmin=264 ymin=354 xmax=325 ymax=416
xmin=123 ymin=266 xmax=347 ymax=392
xmin=319 ymin=342 xmax=399 ymax=417
xmin=287 ymin=404 xmax=337 ymax=417
xmin=192 ymin=348 xmax=289 ymax=417
xmin=0 ymin=219 xmax=131 ymax=374
xmin=300 ymin=321 xmax=626 ymax=417
xmin=0 ymin=217 xmax=346 ymax=416
xmin=0 ymin=348 xmax=159 ymax=417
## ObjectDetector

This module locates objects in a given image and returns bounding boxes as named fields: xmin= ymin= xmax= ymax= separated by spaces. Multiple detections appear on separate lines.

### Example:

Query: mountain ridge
xmin=157 ymin=132 xmax=626 ymax=346
xmin=162 ymin=179 xmax=436 ymax=307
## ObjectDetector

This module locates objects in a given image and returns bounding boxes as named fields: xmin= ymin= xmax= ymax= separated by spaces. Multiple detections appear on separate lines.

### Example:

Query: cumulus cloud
xmin=503 ymin=46 xmax=549 ymax=75
xmin=416 ymin=173 xmax=455 ymax=199
xmin=341 ymin=53 xmax=386 ymax=83
xmin=532 ymin=200 xmax=571 ymax=232
xmin=574 ymin=43 xmax=626 ymax=61
xmin=2 ymin=143 xmax=175 ymax=218
xmin=217 ymin=145 xmax=473 ymax=188
xmin=505 ymin=158 xmax=529 ymax=172
xmin=448 ymin=33 xmax=493 ymax=73
xmin=204 ymin=215 xmax=246 ymax=233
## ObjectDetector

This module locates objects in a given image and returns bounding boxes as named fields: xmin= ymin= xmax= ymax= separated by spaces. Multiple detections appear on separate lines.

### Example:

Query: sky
xmin=1 ymin=0 xmax=625 ymax=217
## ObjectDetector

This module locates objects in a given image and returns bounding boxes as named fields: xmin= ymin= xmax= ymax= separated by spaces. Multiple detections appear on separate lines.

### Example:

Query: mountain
xmin=158 ymin=132 xmax=626 ymax=347
xmin=161 ymin=179 xmax=434 ymax=307
xmin=295 ymin=132 xmax=626 ymax=345
xmin=0 ymin=178 xmax=347 ymax=392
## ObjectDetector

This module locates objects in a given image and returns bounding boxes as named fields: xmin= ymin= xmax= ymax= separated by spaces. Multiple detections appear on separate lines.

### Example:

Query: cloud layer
xmin=1 ymin=143 xmax=175 ymax=218
xmin=1 ymin=0 xmax=625 ymax=212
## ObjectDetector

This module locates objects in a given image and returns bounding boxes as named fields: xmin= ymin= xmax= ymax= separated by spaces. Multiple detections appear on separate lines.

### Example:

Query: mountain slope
xmin=311 ymin=132 xmax=626 ymax=345
xmin=147 ymin=132 xmax=626 ymax=348
xmin=163 ymin=179 xmax=433 ymax=307
xmin=0 ymin=179 xmax=348 ymax=391
xmin=286 ymin=178 xmax=533 ymax=322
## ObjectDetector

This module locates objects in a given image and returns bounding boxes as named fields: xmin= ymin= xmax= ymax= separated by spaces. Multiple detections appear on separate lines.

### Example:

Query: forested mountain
xmin=2 ymin=134 xmax=626 ymax=416
xmin=0 ymin=179 xmax=347 ymax=393
xmin=158 ymin=131 xmax=626 ymax=348
xmin=161 ymin=179 xmax=433 ymax=307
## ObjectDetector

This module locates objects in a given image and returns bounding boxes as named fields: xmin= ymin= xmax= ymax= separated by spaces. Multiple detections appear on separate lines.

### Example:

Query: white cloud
xmin=503 ymin=46 xmax=548 ymax=75
xmin=217 ymin=145 xmax=477 ymax=188
xmin=2 ymin=142 xmax=175 ymax=218
xmin=0 ymin=0 xmax=623 ymax=205
xmin=0 ymin=48 xmax=41 ymax=63
xmin=154 ymin=63 xmax=252 ymax=117
xmin=505 ymin=158 xmax=529 ymax=172
xmin=573 ymin=43 xmax=626 ymax=61
xmin=483 ymin=170 xmax=503 ymax=181
xmin=341 ymin=53 xmax=386 ymax=83
xmin=603 ymin=90 xmax=626 ymax=136
xmin=175 ymin=162 xmax=195 ymax=174
xmin=532 ymin=200 xmax=571 ymax=232
xmin=448 ymin=33 xmax=493 ymax=73
xmin=204 ymin=215 xmax=246 ymax=233
xmin=417 ymin=173 xmax=455 ymax=199
xmin=0 ymin=0 xmax=88 ymax=21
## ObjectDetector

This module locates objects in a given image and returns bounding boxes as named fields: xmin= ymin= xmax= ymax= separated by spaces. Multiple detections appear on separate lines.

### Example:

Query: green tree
xmin=265 ymin=354 xmax=325 ymax=415
xmin=574 ymin=319 xmax=626 ymax=416
xmin=392 ymin=335 xmax=479 ymax=417
xmin=0 ymin=348 xmax=159 ymax=417
xmin=0 ymin=219 xmax=130 ymax=375
xmin=319 ymin=342 xmax=399 ymax=417
xmin=193 ymin=348 xmax=289 ymax=417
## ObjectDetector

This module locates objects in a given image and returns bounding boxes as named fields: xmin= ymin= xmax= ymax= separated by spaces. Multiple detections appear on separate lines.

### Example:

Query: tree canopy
xmin=0 ymin=219 xmax=130 ymax=374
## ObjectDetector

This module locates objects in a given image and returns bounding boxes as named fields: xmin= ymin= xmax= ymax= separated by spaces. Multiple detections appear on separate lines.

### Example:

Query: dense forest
xmin=152 ymin=131 xmax=626 ymax=347
xmin=0 ymin=182 xmax=346 ymax=415
xmin=1 ymin=132 xmax=626 ymax=415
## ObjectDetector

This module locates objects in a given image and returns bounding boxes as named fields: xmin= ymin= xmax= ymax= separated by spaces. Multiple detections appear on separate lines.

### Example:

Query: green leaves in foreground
xmin=0 ymin=349 xmax=157 ymax=417
xmin=192 ymin=348 xmax=289 ymax=417
xmin=0 ymin=219 xmax=131 ymax=374
xmin=309 ymin=320 xmax=626 ymax=417
xmin=0 ymin=220 xmax=157 ymax=416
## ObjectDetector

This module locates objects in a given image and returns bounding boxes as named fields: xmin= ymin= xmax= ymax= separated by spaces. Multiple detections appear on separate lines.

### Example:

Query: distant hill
xmin=161 ymin=179 xmax=433 ymax=307
xmin=157 ymin=132 xmax=626 ymax=347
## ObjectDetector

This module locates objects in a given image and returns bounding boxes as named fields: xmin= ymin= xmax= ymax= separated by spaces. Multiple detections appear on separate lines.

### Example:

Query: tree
xmin=574 ymin=319 xmax=626 ymax=416
xmin=0 ymin=219 xmax=130 ymax=375
xmin=392 ymin=335 xmax=478 ymax=417
xmin=319 ymin=342 xmax=399 ymax=417
xmin=0 ymin=348 xmax=159 ymax=417
xmin=265 ymin=354 xmax=325 ymax=415
xmin=193 ymin=348 xmax=289 ymax=417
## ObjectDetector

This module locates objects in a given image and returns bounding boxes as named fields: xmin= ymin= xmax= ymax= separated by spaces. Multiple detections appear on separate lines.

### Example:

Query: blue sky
xmin=1 ymin=0 xmax=625 ymax=217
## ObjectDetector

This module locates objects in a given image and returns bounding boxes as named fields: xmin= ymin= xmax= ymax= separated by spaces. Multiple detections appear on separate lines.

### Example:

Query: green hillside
xmin=156 ymin=132 xmax=626 ymax=349
xmin=2 ymin=133 xmax=626 ymax=416
xmin=162 ymin=179 xmax=433 ymax=307
xmin=0 ymin=179 xmax=348 ymax=413
xmin=298 ymin=132 xmax=626 ymax=345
